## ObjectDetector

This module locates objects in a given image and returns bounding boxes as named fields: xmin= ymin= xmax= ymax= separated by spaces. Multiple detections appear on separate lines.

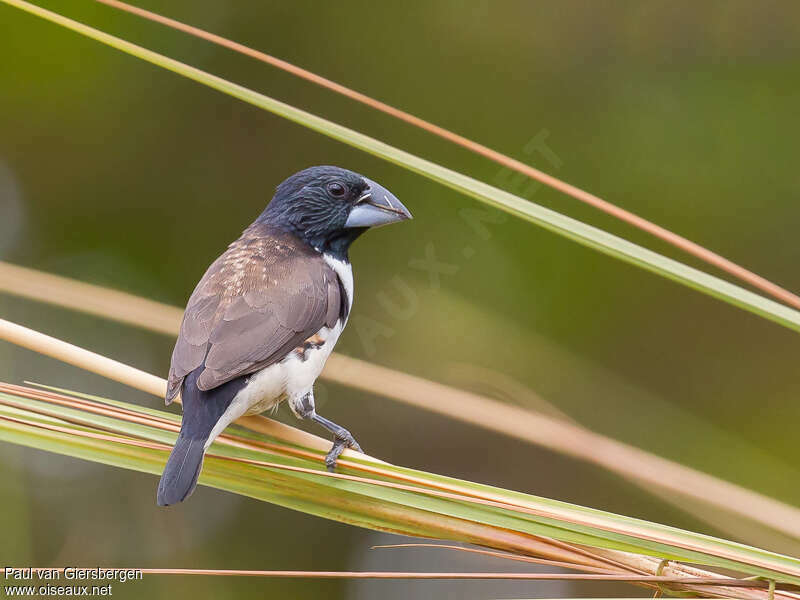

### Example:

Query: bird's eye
xmin=327 ymin=182 xmax=346 ymax=197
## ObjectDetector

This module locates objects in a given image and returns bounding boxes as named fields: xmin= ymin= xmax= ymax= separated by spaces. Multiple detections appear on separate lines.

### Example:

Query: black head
xmin=259 ymin=166 xmax=412 ymax=259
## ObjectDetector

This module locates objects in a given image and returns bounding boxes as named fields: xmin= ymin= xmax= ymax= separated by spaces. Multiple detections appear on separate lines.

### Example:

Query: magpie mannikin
xmin=156 ymin=166 xmax=411 ymax=506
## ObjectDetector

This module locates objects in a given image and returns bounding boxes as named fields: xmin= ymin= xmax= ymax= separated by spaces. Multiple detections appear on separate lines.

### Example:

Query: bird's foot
xmin=325 ymin=430 xmax=362 ymax=472
xmin=308 ymin=411 xmax=362 ymax=471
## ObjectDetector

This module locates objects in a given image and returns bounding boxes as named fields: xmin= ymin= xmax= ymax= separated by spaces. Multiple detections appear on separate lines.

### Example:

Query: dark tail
xmin=157 ymin=434 xmax=207 ymax=506
xmin=156 ymin=369 xmax=247 ymax=506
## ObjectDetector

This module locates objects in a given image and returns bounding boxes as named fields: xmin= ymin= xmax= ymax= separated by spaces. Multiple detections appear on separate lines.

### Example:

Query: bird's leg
xmin=312 ymin=414 xmax=363 ymax=471
xmin=291 ymin=391 xmax=362 ymax=471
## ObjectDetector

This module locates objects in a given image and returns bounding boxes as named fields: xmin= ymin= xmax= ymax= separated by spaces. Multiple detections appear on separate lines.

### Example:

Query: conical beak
xmin=344 ymin=179 xmax=412 ymax=229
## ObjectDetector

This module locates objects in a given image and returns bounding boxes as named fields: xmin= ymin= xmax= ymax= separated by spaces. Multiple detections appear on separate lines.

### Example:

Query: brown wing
xmin=166 ymin=224 xmax=341 ymax=402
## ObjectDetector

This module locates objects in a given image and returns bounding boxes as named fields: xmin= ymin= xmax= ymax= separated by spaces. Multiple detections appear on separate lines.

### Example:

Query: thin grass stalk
xmin=1 ymin=270 xmax=799 ymax=543
xmin=0 ymin=567 xmax=792 ymax=585
xmin=371 ymin=543 xmax=623 ymax=574
xmin=93 ymin=0 xmax=800 ymax=312
xmin=3 ymin=0 xmax=800 ymax=333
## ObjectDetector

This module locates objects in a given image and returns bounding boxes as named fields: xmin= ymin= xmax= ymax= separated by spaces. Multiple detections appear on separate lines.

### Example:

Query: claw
xmin=325 ymin=432 xmax=361 ymax=472
xmin=307 ymin=411 xmax=362 ymax=471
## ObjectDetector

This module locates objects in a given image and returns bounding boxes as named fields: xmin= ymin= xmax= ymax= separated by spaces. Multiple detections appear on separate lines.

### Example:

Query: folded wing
xmin=166 ymin=224 xmax=341 ymax=402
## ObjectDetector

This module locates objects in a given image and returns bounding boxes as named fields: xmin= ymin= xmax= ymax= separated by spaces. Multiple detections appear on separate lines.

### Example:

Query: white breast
xmin=323 ymin=254 xmax=354 ymax=316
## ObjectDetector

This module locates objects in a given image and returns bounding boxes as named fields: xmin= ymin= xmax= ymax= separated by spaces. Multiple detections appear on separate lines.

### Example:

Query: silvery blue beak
xmin=345 ymin=179 xmax=412 ymax=228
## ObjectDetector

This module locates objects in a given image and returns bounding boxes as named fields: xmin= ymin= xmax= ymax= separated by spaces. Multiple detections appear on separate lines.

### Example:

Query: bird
xmin=156 ymin=165 xmax=412 ymax=506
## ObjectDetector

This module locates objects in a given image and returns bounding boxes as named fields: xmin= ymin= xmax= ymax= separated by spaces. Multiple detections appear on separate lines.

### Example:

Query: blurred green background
xmin=1 ymin=1 xmax=799 ymax=598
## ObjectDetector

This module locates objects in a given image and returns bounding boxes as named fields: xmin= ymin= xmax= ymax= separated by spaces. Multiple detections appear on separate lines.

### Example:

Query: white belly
xmin=242 ymin=319 xmax=344 ymax=414
xmin=203 ymin=319 xmax=344 ymax=448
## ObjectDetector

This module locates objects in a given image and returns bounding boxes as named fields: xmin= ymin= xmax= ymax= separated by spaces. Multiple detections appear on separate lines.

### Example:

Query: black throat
xmin=314 ymin=227 xmax=366 ymax=262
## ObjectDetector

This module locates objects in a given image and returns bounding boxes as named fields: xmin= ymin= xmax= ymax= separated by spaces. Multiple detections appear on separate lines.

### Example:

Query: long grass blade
xmin=3 ymin=0 xmax=800 ymax=332
xmin=1 ymin=383 xmax=800 ymax=600
xmin=92 ymin=0 xmax=800 ymax=312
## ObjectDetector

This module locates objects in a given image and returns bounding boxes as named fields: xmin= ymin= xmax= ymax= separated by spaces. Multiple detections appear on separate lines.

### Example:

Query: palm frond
xmin=1 ymin=382 xmax=800 ymax=600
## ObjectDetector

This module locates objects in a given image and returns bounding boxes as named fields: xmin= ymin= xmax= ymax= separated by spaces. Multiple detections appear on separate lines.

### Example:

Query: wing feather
xmin=166 ymin=224 xmax=341 ymax=402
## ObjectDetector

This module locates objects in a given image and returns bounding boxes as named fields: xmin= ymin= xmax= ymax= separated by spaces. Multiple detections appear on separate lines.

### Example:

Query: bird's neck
xmin=253 ymin=216 xmax=363 ymax=262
